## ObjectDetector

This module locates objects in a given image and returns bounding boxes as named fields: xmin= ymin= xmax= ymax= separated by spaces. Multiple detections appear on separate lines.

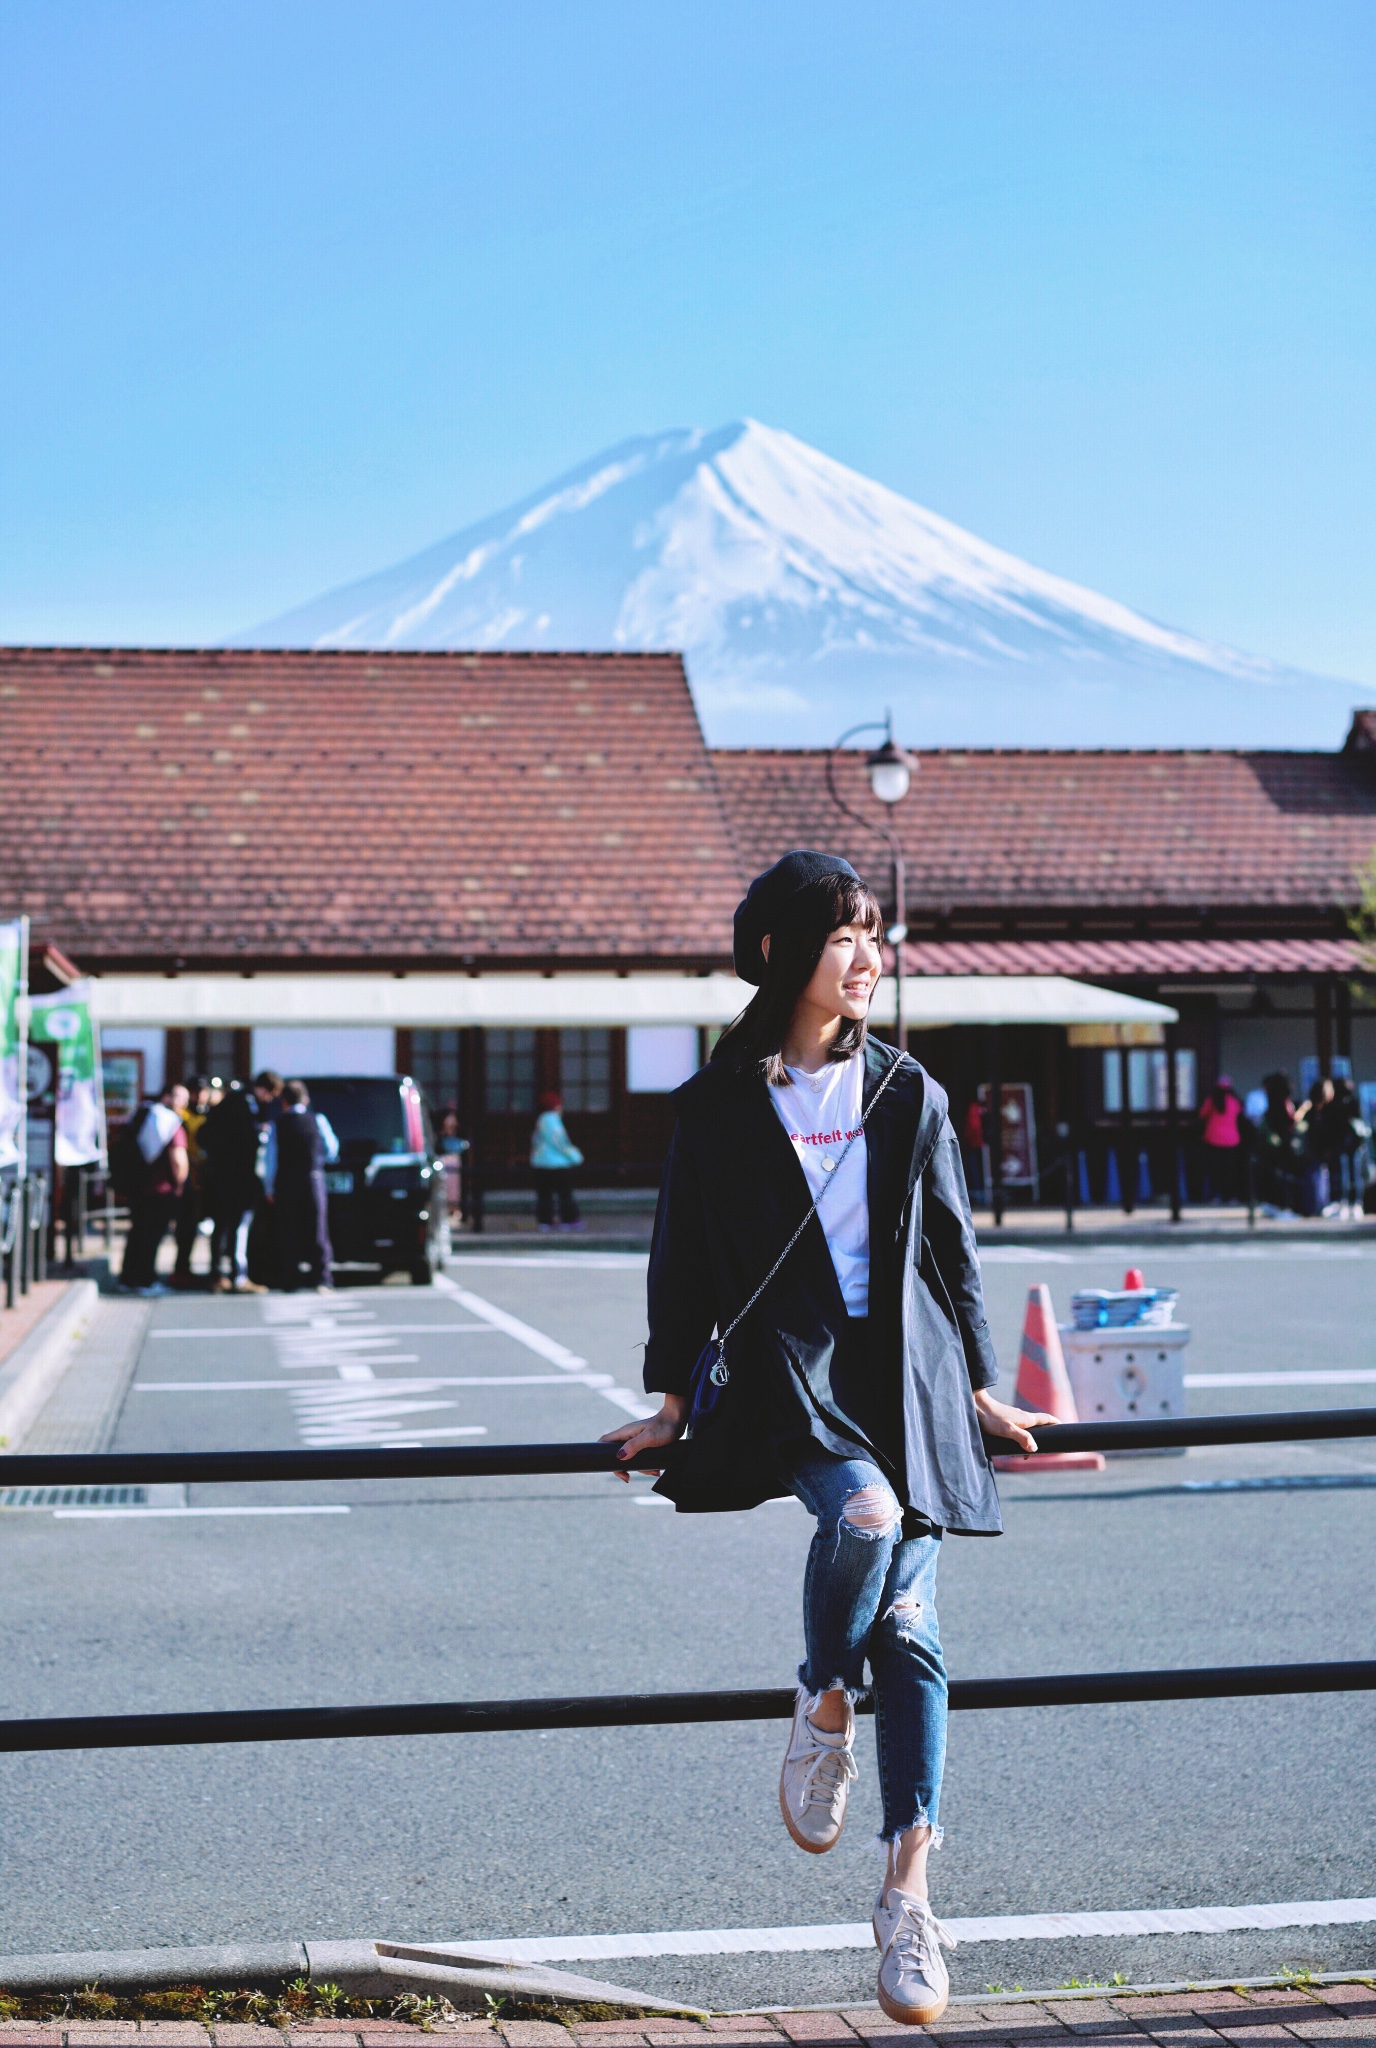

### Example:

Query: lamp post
xmin=825 ymin=712 xmax=916 ymax=1050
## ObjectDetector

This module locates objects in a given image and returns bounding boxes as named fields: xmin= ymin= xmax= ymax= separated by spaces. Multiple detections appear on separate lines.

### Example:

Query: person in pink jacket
xmin=1199 ymin=1075 xmax=1243 ymax=1202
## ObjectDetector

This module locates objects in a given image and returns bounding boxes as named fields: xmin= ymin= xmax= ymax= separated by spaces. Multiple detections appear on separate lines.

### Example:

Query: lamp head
xmin=866 ymin=730 xmax=915 ymax=805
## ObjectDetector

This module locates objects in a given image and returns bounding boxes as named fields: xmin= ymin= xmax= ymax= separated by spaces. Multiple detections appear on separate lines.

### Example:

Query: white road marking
xmin=135 ymin=1374 xmax=620 ymax=1393
xmin=150 ymin=1325 xmax=496 ymax=1338
xmin=434 ymin=1273 xmax=657 ymax=1419
xmin=53 ymin=1505 xmax=352 ymax=1519
xmin=980 ymin=1243 xmax=1376 ymax=1263
xmin=446 ymin=1254 xmax=647 ymax=1269
xmin=442 ymin=1895 xmax=1376 ymax=1963
xmin=1185 ymin=1370 xmax=1376 ymax=1386
xmin=1181 ymin=1474 xmax=1376 ymax=1493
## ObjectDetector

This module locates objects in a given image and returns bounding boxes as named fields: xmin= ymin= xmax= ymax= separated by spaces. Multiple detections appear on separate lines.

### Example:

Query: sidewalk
xmin=446 ymin=1200 xmax=1376 ymax=1255
xmin=2 ymin=1981 xmax=1374 ymax=2044
xmin=0 ymin=1280 xmax=71 ymax=1372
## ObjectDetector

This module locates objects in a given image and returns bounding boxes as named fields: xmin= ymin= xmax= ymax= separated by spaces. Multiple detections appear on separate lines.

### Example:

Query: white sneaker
xmin=873 ymin=1888 xmax=957 ymax=2025
xmin=778 ymin=1687 xmax=857 ymax=1854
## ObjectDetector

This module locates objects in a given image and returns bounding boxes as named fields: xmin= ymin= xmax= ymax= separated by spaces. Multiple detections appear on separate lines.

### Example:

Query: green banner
xmin=30 ymin=979 xmax=106 ymax=1167
xmin=0 ymin=919 xmax=23 ymax=1171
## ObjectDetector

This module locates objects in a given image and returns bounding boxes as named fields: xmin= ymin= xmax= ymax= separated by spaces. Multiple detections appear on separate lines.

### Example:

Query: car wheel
xmin=410 ymin=1260 xmax=434 ymax=1286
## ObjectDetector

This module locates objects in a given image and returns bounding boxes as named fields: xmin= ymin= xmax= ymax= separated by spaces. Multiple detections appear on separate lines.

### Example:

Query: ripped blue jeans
xmin=787 ymin=1445 xmax=946 ymax=1845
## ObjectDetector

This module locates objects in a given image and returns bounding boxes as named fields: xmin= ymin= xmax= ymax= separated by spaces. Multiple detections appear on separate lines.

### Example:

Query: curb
xmin=0 ymin=1279 xmax=99 ymax=1452
xmin=0 ymin=1940 xmax=702 ymax=2016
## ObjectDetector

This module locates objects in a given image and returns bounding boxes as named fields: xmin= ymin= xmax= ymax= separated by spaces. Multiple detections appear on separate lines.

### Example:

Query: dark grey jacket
xmin=643 ymin=1039 xmax=1004 ymax=1534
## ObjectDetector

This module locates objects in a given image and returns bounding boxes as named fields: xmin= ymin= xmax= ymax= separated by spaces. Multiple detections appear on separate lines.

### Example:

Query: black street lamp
xmin=825 ymin=711 xmax=917 ymax=1049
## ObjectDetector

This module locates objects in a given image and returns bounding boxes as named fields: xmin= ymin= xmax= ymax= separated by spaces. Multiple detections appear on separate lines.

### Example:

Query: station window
xmin=559 ymin=1028 xmax=612 ymax=1113
xmin=177 ymin=1028 xmax=241 ymax=1085
xmin=1103 ymin=1047 xmax=1197 ymax=1112
xmin=484 ymin=1029 xmax=537 ymax=1114
xmin=410 ymin=1028 xmax=463 ymax=1118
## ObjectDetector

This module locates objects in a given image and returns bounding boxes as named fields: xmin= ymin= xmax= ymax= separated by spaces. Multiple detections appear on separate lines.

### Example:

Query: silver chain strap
xmin=708 ymin=1049 xmax=903 ymax=1385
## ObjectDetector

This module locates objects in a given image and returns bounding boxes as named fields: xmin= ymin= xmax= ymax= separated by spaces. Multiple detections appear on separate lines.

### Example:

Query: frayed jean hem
xmin=796 ymin=1666 xmax=868 ymax=1705
xmin=878 ymin=1813 xmax=945 ymax=1849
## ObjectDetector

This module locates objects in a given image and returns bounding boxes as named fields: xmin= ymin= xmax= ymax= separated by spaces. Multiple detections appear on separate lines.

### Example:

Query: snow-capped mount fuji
xmin=239 ymin=420 xmax=1355 ymax=747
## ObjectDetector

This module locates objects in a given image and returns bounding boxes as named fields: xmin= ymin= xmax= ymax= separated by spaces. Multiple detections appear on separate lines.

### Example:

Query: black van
xmin=302 ymin=1075 xmax=447 ymax=1284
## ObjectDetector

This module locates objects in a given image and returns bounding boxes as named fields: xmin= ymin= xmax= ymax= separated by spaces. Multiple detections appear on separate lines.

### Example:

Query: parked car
xmin=302 ymin=1075 xmax=447 ymax=1284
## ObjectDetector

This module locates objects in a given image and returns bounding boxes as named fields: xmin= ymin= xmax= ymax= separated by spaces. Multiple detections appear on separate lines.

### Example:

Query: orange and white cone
xmin=991 ymin=1283 xmax=1106 ymax=1472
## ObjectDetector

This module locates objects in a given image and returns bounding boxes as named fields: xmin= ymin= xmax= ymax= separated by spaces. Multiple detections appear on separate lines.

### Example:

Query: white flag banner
xmin=30 ymin=979 xmax=107 ymax=1167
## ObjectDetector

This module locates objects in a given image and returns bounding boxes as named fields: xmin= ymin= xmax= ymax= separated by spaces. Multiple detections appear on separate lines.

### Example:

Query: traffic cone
xmin=991 ymin=1284 xmax=1106 ymax=1472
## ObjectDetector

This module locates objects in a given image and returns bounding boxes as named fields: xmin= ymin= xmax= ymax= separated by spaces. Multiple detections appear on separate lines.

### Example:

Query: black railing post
xmin=989 ymin=1026 xmax=1004 ymax=1228
xmin=1166 ymin=1023 xmax=1182 ymax=1224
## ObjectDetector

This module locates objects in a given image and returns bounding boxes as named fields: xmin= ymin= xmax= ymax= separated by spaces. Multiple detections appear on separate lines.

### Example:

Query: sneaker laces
xmin=788 ymin=1728 xmax=858 ymax=1815
xmin=885 ymin=1895 xmax=958 ymax=1975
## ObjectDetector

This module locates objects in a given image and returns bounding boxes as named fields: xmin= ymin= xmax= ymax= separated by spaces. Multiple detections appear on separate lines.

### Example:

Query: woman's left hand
xmin=972 ymin=1387 xmax=1060 ymax=1454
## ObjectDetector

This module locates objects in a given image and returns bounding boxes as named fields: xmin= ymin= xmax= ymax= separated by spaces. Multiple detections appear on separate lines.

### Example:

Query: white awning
xmin=89 ymin=971 xmax=1175 ymax=1032
xmin=873 ymin=975 xmax=1177 ymax=1030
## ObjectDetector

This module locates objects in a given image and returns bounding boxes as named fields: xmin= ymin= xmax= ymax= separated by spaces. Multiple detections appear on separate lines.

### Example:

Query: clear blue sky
xmin=2 ymin=0 xmax=1373 ymax=683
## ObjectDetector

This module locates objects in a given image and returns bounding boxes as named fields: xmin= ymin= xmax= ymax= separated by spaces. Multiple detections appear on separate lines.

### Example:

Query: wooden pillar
xmin=1316 ymin=975 xmax=1334 ymax=1079
xmin=1336 ymin=977 xmax=1353 ymax=1066
xmin=989 ymin=1026 xmax=1004 ymax=1228
xmin=165 ymin=1028 xmax=185 ymax=1087
xmin=1119 ymin=1043 xmax=1134 ymax=1215
xmin=1165 ymin=1021 xmax=1182 ymax=1224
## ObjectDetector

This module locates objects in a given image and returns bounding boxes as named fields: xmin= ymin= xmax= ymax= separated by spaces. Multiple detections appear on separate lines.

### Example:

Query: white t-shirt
xmin=768 ymin=1051 xmax=870 ymax=1315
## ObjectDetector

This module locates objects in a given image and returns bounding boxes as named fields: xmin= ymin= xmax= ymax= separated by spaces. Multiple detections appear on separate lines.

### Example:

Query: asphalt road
xmin=1 ymin=1242 xmax=1374 ymax=2004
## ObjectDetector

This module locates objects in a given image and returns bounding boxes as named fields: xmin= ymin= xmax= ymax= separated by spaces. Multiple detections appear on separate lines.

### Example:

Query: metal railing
xmin=3 ymin=1405 xmax=1375 ymax=1489
xmin=2 ymin=1406 xmax=1373 ymax=1754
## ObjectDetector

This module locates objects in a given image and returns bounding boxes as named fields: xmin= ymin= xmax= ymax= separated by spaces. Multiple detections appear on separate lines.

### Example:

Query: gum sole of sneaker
xmin=777 ymin=1774 xmax=839 ymax=1854
xmin=876 ymin=1984 xmax=949 ymax=2027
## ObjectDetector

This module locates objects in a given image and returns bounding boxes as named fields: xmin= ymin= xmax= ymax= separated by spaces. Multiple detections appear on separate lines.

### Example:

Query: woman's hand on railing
xmin=973 ymin=1387 xmax=1059 ymax=1455
xmin=600 ymin=1393 xmax=689 ymax=1481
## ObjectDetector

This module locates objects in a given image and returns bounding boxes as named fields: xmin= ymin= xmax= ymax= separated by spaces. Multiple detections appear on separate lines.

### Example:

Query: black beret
xmin=733 ymin=850 xmax=862 ymax=985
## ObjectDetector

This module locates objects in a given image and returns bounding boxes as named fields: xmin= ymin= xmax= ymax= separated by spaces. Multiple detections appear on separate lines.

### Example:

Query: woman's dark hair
xmin=712 ymin=870 xmax=886 ymax=1084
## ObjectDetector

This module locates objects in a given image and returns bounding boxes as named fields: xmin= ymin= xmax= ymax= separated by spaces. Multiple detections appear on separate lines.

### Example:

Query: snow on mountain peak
xmin=237 ymin=420 xmax=1354 ymax=747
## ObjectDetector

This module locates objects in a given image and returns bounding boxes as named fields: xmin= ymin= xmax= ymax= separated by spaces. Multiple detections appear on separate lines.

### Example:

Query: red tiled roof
xmin=711 ymin=744 xmax=1376 ymax=913
xmin=0 ymin=648 xmax=743 ymax=968
xmin=897 ymin=937 xmax=1362 ymax=977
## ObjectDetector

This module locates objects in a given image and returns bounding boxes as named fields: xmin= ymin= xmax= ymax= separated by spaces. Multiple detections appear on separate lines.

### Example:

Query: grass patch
xmin=0 ymin=1979 xmax=693 ymax=2030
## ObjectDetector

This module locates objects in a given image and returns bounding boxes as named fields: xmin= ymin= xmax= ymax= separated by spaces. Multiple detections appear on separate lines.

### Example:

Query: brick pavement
xmin=1 ymin=1983 xmax=1373 ymax=2048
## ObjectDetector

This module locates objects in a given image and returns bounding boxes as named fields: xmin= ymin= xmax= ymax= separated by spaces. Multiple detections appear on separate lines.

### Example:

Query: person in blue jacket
xmin=530 ymin=1090 xmax=583 ymax=1230
xmin=602 ymin=852 xmax=1053 ymax=2028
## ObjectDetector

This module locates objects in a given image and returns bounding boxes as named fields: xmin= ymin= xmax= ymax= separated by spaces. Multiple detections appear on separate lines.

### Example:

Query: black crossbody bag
xmin=685 ymin=1048 xmax=902 ymax=1434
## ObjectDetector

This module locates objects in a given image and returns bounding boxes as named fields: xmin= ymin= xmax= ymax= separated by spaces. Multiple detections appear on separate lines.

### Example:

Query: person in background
xmin=247 ymin=1069 xmax=285 ymax=1286
xmin=1331 ymin=1077 xmax=1372 ymax=1218
xmin=1295 ymin=1076 xmax=1336 ymax=1217
xmin=201 ymin=1080 xmax=267 ymax=1293
xmin=117 ymin=1083 xmax=189 ymax=1295
xmin=1256 ymin=1071 xmax=1302 ymax=1215
xmin=438 ymin=1105 xmax=469 ymax=1225
xmin=1310 ymin=1075 xmax=1370 ymax=1219
xmin=275 ymin=1079 xmax=337 ymax=1291
xmin=530 ymin=1089 xmax=583 ymax=1230
xmin=1197 ymin=1074 xmax=1243 ymax=1204
xmin=959 ymin=1096 xmax=985 ymax=1203
xmin=172 ymin=1077 xmax=213 ymax=1288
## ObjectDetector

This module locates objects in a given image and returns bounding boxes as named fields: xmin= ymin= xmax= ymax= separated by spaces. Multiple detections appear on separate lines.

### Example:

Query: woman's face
xmin=796 ymin=921 xmax=883 ymax=1022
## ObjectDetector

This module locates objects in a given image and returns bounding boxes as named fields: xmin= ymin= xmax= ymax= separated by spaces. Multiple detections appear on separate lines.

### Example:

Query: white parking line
xmin=442 ymin=1894 xmax=1376 ymax=1963
xmin=136 ymin=1374 xmax=619 ymax=1393
xmin=150 ymin=1325 xmax=497 ymax=1338
xmin=1185 ymin=1370 xmax=1376 ymax=1386
xmin=54 ymin=1505 xmax=352 ymax=1519
xmin=433 ymin=1274 xmax=657 ymax=1420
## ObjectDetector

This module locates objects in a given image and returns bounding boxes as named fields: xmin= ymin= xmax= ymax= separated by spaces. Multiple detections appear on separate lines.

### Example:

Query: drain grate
xmin=0 ymin=1485 xmax=150 ymax=1509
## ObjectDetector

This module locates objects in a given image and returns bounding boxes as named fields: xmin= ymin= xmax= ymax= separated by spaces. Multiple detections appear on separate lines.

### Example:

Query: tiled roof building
xmin=4 ymin=644 xmax=1376 ymax=1196
xmin=0 ymin=646 xmax=741 ymax=970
